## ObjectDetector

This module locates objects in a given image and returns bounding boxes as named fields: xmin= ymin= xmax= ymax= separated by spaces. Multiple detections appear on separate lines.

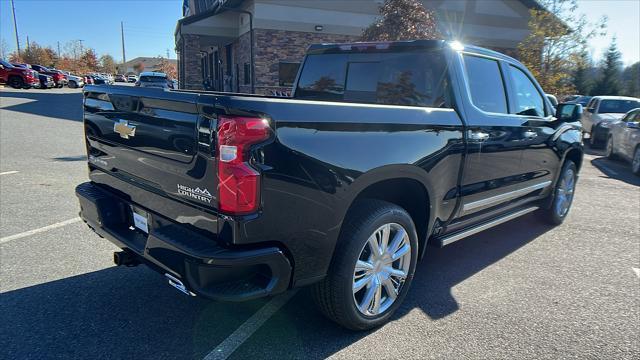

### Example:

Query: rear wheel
xmin=539 ymin=160 xmax=577 ymax=225
xmin=313 ymin=200 xmax=418 ymax=330
xmin=632 ymin=147 xmax=640 ymax=176
xmin=8 ymin=76 xmax=24 ymax=89
xmin=68 ymin=80 xmax=77 ymax=89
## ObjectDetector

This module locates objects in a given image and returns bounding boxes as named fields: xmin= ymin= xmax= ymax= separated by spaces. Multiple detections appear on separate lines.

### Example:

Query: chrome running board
xmin=438 ymin=206 xmax=539 ymax=247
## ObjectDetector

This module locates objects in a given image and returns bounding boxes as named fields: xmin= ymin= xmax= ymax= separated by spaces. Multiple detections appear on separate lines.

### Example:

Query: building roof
xmin=119 ymin=57 xmax=176 ymax=69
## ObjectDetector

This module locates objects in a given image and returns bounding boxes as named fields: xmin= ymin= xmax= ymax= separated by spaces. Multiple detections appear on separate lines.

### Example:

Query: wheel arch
xmin=339 ymin=165 xmax=435 ymax=260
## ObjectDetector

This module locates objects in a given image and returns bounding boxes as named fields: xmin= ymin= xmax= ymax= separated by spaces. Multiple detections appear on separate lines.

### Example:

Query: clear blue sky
xmin=577 ymin=0 xmax=640 ymax=65
xmin=0 ymin=0 xmax=182 ymax=61
xmin=1 ymin=0 xmax=638 ymax=65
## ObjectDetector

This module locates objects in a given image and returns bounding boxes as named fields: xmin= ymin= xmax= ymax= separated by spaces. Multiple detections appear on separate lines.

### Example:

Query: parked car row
xmin=568 ymin=94 xmax=640 ymax=175
xmin=0 ymin=59 xmax=84 ymax=90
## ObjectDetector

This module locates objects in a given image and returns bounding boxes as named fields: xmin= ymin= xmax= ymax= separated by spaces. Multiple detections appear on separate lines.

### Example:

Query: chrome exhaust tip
xmin=164 ymin=273 xmax=196 ymax=296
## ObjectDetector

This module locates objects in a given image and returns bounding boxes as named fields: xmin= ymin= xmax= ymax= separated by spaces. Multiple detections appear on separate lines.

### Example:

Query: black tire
xmin=606 ymin=136 xmax=616 ymax=160
xmin=312 ymin=199 xmax=418 ymax=330
xmin=632 ymin=146 xmax=640 ymax=176
xmin=539 ymin=160 xmax=577 ymax=225
xmin=589 ymin=128 xmax=601 ymax=148
xmin=68 ymin=81 xmax=77 ymax=89
xmin=8 ymin=76 xmax=24 ymax=89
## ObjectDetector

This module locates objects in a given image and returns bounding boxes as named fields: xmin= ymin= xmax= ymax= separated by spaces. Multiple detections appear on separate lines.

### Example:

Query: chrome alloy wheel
xmin=353 ymin=223 xmax=411 ymax=316
xmin=555 ymin=168 xmax=576 ymax=217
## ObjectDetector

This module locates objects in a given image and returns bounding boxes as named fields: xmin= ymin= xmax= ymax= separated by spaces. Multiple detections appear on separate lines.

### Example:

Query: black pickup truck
xmin=77 ymin=40 xmax=583 ymax=330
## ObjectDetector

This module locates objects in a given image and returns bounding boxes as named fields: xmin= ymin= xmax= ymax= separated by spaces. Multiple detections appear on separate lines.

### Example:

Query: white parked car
xmin=582 ymin=96 xmax=640 ymax=147
xmin=65 ymin=73 xmax=85 ymax=88
xmin=127 ymin=75 xmax=138 ymax=83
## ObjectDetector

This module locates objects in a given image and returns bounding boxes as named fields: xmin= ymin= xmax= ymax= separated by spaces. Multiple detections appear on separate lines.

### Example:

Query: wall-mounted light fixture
xmin=314 ymin=25 xmax=323 ymax=31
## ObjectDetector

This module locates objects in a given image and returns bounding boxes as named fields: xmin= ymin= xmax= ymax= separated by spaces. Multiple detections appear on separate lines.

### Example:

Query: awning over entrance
xmin=176 ymin=11 xmax=241 ymax=50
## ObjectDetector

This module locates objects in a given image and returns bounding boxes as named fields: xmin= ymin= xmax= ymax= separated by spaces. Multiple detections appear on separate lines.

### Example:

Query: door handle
xmin=469 ymin=131 xmax=490 ymax=141
xmin=523 ymin=130 xmax=537 ymax=139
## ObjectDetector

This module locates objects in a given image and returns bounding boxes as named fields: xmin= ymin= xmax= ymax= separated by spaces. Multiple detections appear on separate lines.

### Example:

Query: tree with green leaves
xmin=361 ymin=0 xmax=438 ymax=41
xmin=592 ymin=39 xmax=622 ymax=95
xmin=518 ymin=0 xmax=606 ymax=96
xmin=99 ymin=54 xmax=117 ymax=74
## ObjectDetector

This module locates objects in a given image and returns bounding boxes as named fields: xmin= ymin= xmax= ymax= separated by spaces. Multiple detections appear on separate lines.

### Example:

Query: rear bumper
xmin=75 ymin=181 xmax=292 ymax=301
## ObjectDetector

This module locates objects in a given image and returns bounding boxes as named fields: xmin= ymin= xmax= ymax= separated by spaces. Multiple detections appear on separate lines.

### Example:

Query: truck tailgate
xmin=83 ymin=86 xmax=218 ymax=211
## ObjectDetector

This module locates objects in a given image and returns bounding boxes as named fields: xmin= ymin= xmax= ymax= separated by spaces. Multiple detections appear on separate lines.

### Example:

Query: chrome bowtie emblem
xmin=114 ymin=119 xmax=136 ymax=139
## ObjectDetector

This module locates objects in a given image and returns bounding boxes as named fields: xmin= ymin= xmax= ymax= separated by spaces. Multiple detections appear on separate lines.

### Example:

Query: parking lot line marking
xmin=633 ymin=268 xmax=640 ymax=279
xmin=0 ymin=171 xmax=19 ymax=176
xmin=0 ymin=217 xmax=81 ymax=244
xmin=203 ymin=289 xmax=299 ymax=360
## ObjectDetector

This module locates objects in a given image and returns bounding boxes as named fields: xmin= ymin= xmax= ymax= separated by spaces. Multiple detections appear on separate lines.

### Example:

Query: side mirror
xmin=627 ymin=122 xmax=640 ymax=129
xmin=555 ymin=103 xmax=583 ymax=122
xmin=587 ymin=108 xmax=595 ymax=113
xmin=546 ymin=94 xmax=558 ymax=107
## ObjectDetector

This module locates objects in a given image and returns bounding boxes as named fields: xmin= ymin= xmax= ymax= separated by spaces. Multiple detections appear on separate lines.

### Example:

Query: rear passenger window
xmin=462 ymin=55 xmax=508 ymax=114
xmin=508 ymin=66 xmax=545 ymax=117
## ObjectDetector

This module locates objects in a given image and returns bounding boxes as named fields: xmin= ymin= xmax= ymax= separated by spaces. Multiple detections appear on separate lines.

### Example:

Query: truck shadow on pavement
xmin=590 ymin=157 xmax=640 ymax=186
xmin=0 ymin=214 xmax=552 ymax=360
xmin=0 ymin=90 xmax=83 ymax=122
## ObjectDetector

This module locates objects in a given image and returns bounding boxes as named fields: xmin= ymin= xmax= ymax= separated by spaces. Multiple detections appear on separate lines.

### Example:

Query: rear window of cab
xmin=295 ymin=50 xmax=451 ymax=108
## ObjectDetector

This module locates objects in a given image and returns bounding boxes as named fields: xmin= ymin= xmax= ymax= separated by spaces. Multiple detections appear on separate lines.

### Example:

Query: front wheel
xmin=68 ymin=81 xmax=77 ymax=89
xmin=539 ymin=161 xmax=577 ymax=225
xmin=632 ymin=147 xmax=640 ymax=176
xmin=8 ymin=77 xmax=24 ymax=89
xmin=313 ymin=200 xmax=418 ymax=330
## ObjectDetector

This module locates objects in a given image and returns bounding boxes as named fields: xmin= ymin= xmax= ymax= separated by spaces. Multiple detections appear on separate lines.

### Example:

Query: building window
xmin=279 ymin=62 xmax=300 ymax=87
xmin=244 ymin=63 xmax=250 ymax=85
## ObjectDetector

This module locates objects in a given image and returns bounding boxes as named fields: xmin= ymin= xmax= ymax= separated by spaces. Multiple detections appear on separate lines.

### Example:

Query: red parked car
xmin=0 ymin=59 xmax=40 ymax=89
xmin=84 ymin=75 xmax=94 ymax=85
xmin=29 ymin=64 xmax=67 ymax=88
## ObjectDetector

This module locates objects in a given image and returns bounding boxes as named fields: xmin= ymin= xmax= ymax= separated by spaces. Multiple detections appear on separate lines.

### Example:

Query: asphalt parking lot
xmin=1 ymin=86 xmax=639 ymax=360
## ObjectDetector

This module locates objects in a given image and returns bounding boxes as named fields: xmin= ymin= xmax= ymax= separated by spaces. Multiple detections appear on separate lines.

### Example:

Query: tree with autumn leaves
xmin=361 ymin=0 xmax=439 ymax=41
xmin=517 ymin=0 xmax=606 ymax=96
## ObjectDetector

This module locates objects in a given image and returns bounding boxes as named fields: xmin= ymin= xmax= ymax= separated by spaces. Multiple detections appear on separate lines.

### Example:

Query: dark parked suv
xmin=77 ymin=40 xmax=584 ymax=330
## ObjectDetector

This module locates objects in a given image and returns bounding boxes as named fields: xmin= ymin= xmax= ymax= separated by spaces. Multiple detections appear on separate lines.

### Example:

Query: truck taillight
xmin=217 ymin=115 xmax=270 ymax=215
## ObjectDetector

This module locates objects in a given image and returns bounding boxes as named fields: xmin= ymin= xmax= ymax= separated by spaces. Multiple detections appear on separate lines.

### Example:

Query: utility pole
xmin=166 ymin=48 xmax=170 ymax=59
xmin=78 ymin=39 xmax=84 ymax=54
xmin=121 ymin=21 xmax=126 ymax=63
xmin=10 ymin=0 xmax=20 ymax=53
xmin=26 ymin=35 xmax=30 ymax=50
xmin=57 ymin=41 xmax=61 ymax=57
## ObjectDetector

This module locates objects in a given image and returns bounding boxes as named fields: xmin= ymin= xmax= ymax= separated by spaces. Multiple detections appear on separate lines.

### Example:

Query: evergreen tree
xmin=592 ymin=39 xmax=622 ymax=95
xmin=361 ymin=0 xmax=439 ymax=41
xmin=572 ymin=50 xmax=593 ymax=95
xmin=621 ymin=62 xmax=640 ymax=97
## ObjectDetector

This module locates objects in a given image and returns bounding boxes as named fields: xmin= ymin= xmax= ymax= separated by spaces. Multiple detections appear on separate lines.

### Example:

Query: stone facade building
xmin=175 ymin=0 xmax=546 ymax=94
